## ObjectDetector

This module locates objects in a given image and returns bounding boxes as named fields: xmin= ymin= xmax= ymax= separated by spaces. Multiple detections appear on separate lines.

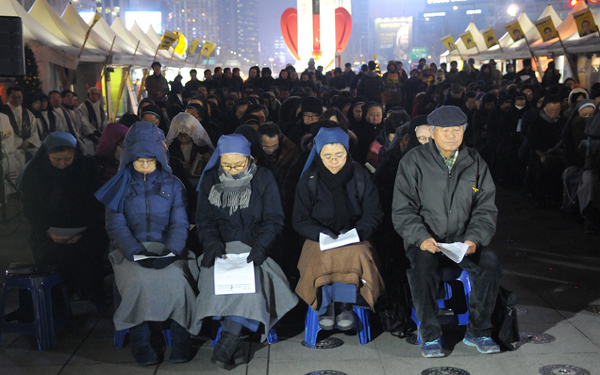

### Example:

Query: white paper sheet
xmin=319 ymin=228 xmax=360 ymax=251
xmin=214 ymin=252 xmax=256 ymax=295
xmin=133 ymin=252 xmax=175 ymax=261
xmin=438 ymin=242 xmax=469 ymax=263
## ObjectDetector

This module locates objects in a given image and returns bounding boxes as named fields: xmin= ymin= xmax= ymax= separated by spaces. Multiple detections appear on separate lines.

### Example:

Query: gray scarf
xmin=208 ymin=161 xmax=257 ymax=215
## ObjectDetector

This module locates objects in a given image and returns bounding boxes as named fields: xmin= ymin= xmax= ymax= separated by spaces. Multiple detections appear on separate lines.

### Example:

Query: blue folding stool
xmin=411 ymin=268 xmax=471 ymax=344
xmin=303 ymin=305 xmax=371 ymax=348
xmin=0 ymin=264 xmax=74 ymax=350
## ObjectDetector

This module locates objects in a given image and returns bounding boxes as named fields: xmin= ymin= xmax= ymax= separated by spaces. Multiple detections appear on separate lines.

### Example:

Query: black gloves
xmin=201 ymin=241 xmax=225 ymax=268
xmin=246 ymin=246 xmax=267 ymax=266
xmin=135 ymin=249 xmax=179 ymax=269
xmin=134 ymin=250 xmax=155 ymax=268
xmin=321 ymin=228 xmax=338 ymax=239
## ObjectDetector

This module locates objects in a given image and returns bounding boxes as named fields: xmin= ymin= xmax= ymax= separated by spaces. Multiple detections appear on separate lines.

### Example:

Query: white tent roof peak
xmin=61 ymin=4 xmax=111 ymax=51
xmin=111 ymin=16 xmax=155 ymax=56
xmin=28 ymin=0 xmax=89 ymax=48
xmin=0 ymin=0 xmax=73 ymax=49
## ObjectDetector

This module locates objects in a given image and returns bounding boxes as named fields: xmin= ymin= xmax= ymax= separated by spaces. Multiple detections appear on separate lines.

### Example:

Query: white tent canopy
xmin=443 ymin=2 xmax=600 ymax=60
xmin=61 ymin=4 xmax=113 ymax=52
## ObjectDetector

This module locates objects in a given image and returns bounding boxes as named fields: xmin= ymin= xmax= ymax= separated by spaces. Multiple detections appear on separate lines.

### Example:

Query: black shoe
xmin=232 ymin=340 xmax=248 ymax=365
xmin=169 ymin=321 xmax=192 ymax=363
xmin=130 ymin=323 xmax=159 ymax=366
xmin=211 ymin=331 xmax=241 ymax=370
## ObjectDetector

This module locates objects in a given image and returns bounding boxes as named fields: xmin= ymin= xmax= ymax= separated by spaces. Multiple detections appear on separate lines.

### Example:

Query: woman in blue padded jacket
xmin=95 ymin=121 xmax=198 ymax=366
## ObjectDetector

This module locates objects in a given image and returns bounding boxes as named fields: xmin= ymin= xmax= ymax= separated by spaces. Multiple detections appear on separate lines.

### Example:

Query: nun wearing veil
xmin=95 ymin=121 xmax=198 ymax=366
xmin=293 ymin=127 xmax=384 ymax=332
xmin=194 ymin=134 xmax=298 ymax=370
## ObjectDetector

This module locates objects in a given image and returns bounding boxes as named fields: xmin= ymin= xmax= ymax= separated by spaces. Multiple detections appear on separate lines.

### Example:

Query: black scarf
xmin=84 ymin=100 xmax=105 ymax=131
xmin=2 ymin=105 xmax=32 ymax=140
xmin=316 ymin=156 xmax=354 ymax=233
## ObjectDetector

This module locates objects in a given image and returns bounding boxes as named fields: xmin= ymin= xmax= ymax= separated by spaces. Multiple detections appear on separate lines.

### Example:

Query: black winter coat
xmin=196 ymin=166 xmax=284 ymax=252
xmin=292 ymin=162 xmax=383 ymax=242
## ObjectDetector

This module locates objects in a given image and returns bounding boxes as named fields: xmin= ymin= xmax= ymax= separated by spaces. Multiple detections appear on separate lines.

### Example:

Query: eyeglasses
xmin=133 ymin=158 xmax=157 ymax=166
xmin=417 ymin=136 xmax=431 ymax=143
xmin=221 ymin=160 xmax=248 ymax=171
xmin=303 ymin=113 xmax=319 ymax=120
xmin=262 ymin=144 xmax=279 ymax=152
xmin=321 ymin=152 xmax=347 ymax=162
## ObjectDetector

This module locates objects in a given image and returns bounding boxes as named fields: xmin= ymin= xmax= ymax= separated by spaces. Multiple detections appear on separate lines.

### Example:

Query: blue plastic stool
xmin=113 ymin=328 xmax=172 ymax=348
xmin=0 ymin=264 xmax=73 ymax=350
xmin=210 ymin=326 xmax=278 ymax=347
xmin=303 ymin=305 xmax=371 ymax=348
xmin=411 ymin=269 xmax=471 ymax=344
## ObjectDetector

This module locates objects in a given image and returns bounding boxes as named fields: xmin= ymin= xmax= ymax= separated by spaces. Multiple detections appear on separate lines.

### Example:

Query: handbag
xmin=491 ymin=286 xmax=520 ymax=350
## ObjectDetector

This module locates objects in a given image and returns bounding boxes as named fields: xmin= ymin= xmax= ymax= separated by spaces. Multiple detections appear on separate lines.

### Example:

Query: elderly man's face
xmin=544 ymin=102 xmax=561 ymax=120
xmin=432 ymin=126 xmax=464 ymax=157
xmin=261 ymin=135 xmax=279 ymax=155
xmin=415 ymin=125 xmax=431 ymax=145
xmin=88 ymin=89 xmax=101 ymax=103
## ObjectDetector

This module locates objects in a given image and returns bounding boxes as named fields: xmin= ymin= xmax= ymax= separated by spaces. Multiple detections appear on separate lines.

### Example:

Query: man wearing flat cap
xmin=392 ymin=105 xmax=502 ymax=358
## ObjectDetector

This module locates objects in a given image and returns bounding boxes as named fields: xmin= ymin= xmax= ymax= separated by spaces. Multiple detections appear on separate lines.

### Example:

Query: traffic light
xmin=570 ymin=0 xmax=578 ymax=7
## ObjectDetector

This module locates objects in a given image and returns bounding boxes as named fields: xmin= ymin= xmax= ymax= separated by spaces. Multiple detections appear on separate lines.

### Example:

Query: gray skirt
xmin=110 ymin=244 xmax=200 ymax=334
xmin=194 ymin=241 xmax=298 ymax=342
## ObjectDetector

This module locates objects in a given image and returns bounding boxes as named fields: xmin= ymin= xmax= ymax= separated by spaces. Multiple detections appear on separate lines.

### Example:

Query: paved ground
xmin=1 ymin=186 xmax=600 ymax=375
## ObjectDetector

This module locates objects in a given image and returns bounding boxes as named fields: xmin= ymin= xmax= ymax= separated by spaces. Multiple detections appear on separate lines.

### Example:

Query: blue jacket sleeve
xmin=164 ymin=177 xmax=189 ymax=255
xmin=106 ymin=208 xmax=145 ymax=261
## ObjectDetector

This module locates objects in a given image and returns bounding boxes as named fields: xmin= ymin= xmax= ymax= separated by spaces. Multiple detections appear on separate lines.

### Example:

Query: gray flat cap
xmin=427 ymin=105 xmax=468 ymax=127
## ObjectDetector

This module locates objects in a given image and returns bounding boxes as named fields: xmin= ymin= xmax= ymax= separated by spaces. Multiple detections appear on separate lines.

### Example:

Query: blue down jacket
xmin=106 ymin=169 xmax=188 ymax=260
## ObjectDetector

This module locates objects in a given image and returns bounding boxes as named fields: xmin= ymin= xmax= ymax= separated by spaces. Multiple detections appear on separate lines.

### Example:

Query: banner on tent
xmin=482 ymin=28 xmax=498 ymax=48
xmin=459 ymin=31 xmax=476 ymax=50
xmin=505 ymin=20 xmax=526 ymax=42
xmin=441 ymin=34 xmax=456 ymax=52
xmin=200 ymin=42 xmax=216 ymax=57
xmin=189 ymin=39 xmax=200 ymax=56
xmin=535 ymin=17 xmax=558 ymax=42
xmin=159 ymin=31 xmax=178 ymax=50
xmin=573 ymin=8 xmax=599 ymax=37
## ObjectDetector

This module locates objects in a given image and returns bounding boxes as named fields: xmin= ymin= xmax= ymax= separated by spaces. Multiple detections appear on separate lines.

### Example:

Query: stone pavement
xmin=1 ymin=187 xmax=599 ymax=375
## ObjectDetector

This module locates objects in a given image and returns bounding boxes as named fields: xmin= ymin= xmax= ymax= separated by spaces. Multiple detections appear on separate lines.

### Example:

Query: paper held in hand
xmin=214 ymin=252 xmax=256 ymax=295
xmin=319 ymin=228 xmax=360 ymax=251
xmin=133 ymin=253 xmax=175 ymax=261
xmin=438 ymin=242 xmax=469 ymax=263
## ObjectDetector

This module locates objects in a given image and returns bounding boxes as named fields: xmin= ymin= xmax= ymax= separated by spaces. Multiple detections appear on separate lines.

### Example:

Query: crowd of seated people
xmin=3 ymin=55 xmax=600 ymax=366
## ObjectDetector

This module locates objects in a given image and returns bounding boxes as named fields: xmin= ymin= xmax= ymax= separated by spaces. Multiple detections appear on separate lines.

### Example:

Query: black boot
xmin=232 ymin=339 xmax=248 ymax=365
xmin=130 ymin=322 xmax=159 ymax=366
xmin=169 ymin=321 xmax=192 ymax=363
xmin=211 ymin=331 xmax=241 ymax=370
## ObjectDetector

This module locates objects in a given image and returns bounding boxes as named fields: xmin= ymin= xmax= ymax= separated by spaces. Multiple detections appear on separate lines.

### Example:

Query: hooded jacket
xmin=96 ymin=122 xmax=188 ymax=260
